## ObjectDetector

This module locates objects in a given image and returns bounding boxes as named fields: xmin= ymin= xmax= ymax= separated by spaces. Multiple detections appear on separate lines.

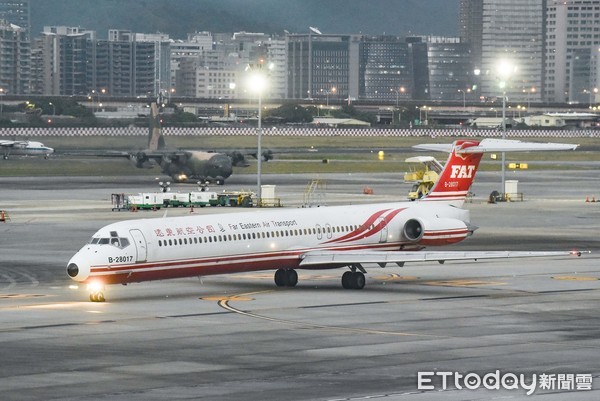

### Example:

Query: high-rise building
xmin=263 ymin=38 xmax=287 ymax=99
xmin=459 ymin=0 xmax=483 ymax=72
xmin=459 ymin=0 xmax=483 ymax=100
xmin=0 ymin=0 xmax=29 ymax=38
xmin=359 ymin=36 xmax=412 ymax=102
xmin=31 ymin=27 xmax=166 ymax=97
xmin=545 ymin=0 xmax=600 ymax=103
xmin=424 ymin=36 xmax=475 ymax=102
xmin=287 ymin=33 xmax=355 ymax=101
xmin=480 ymin=0 xmax=545 ymax=103
xmin=87 ymin=40 xmax=158 ymax=98
xmin=31 ymin=27 xmax=93 ymax=96
xmin=171 ymin=32 xmax=213 ymax=93
xmin=0 ymin=19 xmax=28 ymax=94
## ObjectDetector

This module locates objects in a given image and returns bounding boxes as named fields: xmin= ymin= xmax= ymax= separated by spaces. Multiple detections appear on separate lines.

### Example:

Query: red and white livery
xmin=66 ymin=139 xmax=582 ymax=302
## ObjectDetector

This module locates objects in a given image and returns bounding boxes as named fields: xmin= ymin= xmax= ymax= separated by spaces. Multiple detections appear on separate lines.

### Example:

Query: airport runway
xmin=1 ymin=171 xmax=599 ymax=400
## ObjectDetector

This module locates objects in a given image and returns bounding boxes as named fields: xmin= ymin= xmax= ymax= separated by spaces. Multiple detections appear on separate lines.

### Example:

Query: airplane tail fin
xmin=415 ymin=138 xmax=579 ymax=207
xmin=420 ymin=139 xmax=483 ymax=207
xmin=148 ymin=102 xmax=165 ymax=151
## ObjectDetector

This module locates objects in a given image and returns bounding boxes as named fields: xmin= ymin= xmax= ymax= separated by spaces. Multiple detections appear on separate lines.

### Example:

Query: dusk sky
xmin=30 ymin=0 xmax=459 ymax=38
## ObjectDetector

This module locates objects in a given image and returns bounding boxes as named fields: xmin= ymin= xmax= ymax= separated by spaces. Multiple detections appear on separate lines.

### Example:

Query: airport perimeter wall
xmin=0 ymin=127 xmax=598 ymax=138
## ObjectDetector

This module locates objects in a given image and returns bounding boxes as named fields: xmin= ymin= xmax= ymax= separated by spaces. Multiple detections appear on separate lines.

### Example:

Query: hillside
xmin=30 ymin=0 xmax=458 ymax=39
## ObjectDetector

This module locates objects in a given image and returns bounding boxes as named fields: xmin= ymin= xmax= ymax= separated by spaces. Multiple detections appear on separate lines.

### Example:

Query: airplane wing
xmin=300 ymin=250 xmax=586 ymax=267
xmin=226 ymin=149 xmax=274 ymax=167
xmin=88 ymin=150 xmax=189 ymax=160
xmin=0 ymin=140 xmax=28 ymax=148
xmin=413 ymin=139 xmax=578 ymax=153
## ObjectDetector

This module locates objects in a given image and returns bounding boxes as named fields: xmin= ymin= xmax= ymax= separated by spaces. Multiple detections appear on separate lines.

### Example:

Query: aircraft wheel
xmin=353 ymin=272 xmax=366 ymax=290
xmin=285 ymin=269 xmax=298 ymax=287
xmin=341 ymin=271 xmax=353 ymax=289
xmin=274 ymin=269 xmax=286 ymax=287
xmin=215 ymin=176 xmax=225 ymax=185
xmin=89 ymin=292 xmax=106 ymax=302
xmin=342 ymin=271 xmax=365 ymax=289
xmin=274 ymin=269 xmax=298 ymax=287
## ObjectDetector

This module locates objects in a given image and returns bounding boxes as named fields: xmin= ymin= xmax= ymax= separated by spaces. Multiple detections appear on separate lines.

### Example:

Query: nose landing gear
xmin=89 ymin=291 xmax=105 ymax=302
xmin=87 ymin=282 xmax=106 ymax=302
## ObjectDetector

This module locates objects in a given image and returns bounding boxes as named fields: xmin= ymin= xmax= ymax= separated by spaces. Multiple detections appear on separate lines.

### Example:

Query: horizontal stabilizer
xmin=414 ymin=139 xmax=578 ymax=154
xmin=300 ymin=250 xmax=588 ymax=267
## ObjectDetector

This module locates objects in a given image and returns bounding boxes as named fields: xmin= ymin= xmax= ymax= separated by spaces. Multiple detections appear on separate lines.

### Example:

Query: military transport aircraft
xmin=1 ymin=139 xmax=54 ymax=159
xmin=66 ymin=138 xmax=586 ymax=302
xmin=109 ymin=102 xmax=272 ymax=184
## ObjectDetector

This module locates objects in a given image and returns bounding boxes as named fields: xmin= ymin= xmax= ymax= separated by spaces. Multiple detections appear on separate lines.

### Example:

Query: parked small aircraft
xmin=0 ymin=139 xmax=54 ymax=159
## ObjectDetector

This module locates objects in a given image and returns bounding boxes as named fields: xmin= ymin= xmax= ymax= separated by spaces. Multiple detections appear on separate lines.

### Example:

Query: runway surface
xmin=1 ymin=170 xmax=599 ymax=400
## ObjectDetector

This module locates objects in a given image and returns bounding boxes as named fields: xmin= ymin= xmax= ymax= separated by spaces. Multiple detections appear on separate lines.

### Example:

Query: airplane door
xmin=325 ymin=223 xmax=333 ymax=239
xmin=315 ymin=224 xmax=323 ymax=241
xmin=376 ymin=217 xmax=388 ymax=243
xmin=129 ymin=229 xmax=147 ymax=262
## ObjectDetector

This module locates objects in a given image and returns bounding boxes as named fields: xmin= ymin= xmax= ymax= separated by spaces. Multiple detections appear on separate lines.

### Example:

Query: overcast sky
xmin=30 ymin=0 xmax=459 ymax=38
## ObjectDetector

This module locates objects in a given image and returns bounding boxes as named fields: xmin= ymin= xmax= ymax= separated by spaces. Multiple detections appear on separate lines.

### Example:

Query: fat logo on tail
xmin=421 ymin=140 xmax=483 ymax=207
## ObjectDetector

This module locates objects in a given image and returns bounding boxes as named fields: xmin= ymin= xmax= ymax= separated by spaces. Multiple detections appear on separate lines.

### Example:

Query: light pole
xmin=497 ymin=59 xmax=516 ymax=197
xmin=49 ymin=102 xmax=55 ymax=116
xmin=89 ymin=90 xmax=97 ymax=112
xmin=326 ymin=86 xmax=336 ymax=107
xmin=586 ymin=87 xmax=598 ymax=109
xmin=0 ymin=88 xmax=4 ymax=115
xmin=392 ymin=86 xmax=405 ymax=108
xmin=458 ymin=88 xmax=470 ymax=110
xmin=247 ymin=65 xmax=268 ymax=206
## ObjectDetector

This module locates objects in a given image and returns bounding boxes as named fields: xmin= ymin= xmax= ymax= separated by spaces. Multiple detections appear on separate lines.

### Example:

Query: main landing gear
xmin=341 ymin=271 xmax=366 ymax=290
xmin=273 ymin=267 xmax=366 ymax=290
xmin=274 ymin=268 xmax=298 ymax=287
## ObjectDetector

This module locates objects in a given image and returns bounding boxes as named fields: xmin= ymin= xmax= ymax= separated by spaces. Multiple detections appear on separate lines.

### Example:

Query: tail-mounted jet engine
xmin=402 ymin=217 xmax=469 ymax=246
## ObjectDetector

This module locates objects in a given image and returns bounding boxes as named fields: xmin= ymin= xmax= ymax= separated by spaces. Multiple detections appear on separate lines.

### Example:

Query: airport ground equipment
xmin=404 ymin=156 xmax=443 ymax=201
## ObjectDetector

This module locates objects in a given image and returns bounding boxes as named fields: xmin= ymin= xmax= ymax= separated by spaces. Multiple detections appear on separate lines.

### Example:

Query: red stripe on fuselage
xmin=86 ymin=242 xmax=407 ymax=285
xmin=323 ymin=208 xmax=391 ymax=244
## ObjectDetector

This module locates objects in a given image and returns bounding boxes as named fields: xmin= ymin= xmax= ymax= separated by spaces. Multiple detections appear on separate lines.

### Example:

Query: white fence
xmin=0 ymin=126 xmax=598 ymax=138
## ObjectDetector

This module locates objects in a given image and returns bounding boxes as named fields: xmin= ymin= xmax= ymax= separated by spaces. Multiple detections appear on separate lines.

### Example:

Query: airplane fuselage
xmin=160 ymin=151 xmax=233 ymax=183
xmin=1 ymin=140 xmax=54 ymax=159
xmin=67 ymin=201 xmax=470 ymax=286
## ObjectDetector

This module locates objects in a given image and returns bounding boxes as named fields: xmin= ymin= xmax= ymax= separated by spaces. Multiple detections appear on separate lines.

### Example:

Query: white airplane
xmin=67 ymin=138 xmax=584 ymax=302
xmin=0 ymin=139 xmax=54 ymax=159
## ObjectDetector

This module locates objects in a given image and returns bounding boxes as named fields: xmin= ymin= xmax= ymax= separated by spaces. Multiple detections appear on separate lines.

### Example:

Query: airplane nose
xmin=66 ymin=255 xmax=90 ymax=282
xmin=67 ymin=263 xmax=79 ymax=278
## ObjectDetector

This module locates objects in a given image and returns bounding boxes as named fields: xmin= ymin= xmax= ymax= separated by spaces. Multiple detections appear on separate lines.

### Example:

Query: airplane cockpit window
xmin=87 ymin=233 xmax=130 ymax=249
